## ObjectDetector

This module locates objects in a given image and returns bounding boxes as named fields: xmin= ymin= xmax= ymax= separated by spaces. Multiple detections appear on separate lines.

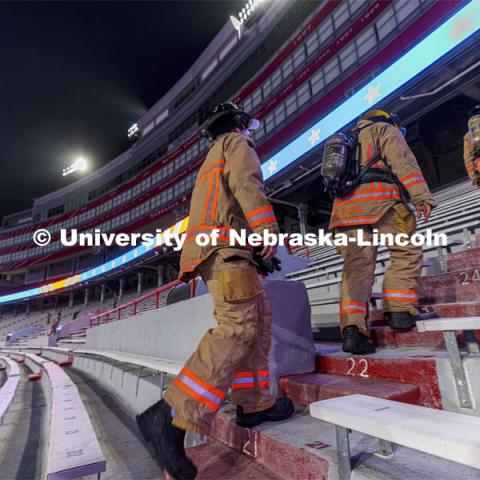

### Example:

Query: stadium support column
xmin=157 ymin=265 xmax=165 ymax=287
xmin=68 ymin=291 xmax=74 ymax=309
xmin=100 ymin=284 xmax=106 ymax=304
xmin=298 ymin=203 xmax=308 ymax=236
xmin=84 ymin=288 xmax=89 ymax=308
xmin=26 ymin=302 xmax=30 ymax=315
xmin=137 ymin=272 xmax=144 ymax=294
xmin=119 ymin=278 xmax=125 ymax=300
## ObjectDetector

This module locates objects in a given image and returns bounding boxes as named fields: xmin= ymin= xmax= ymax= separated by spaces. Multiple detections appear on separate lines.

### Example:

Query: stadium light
xmin=236 ymin=0 xmax=267 ymax=25
xmin=0 ymin=0 xmax=479 ymax=305
xmin=62 ymin=157 xmax=89 ymax=177
xmin=128 ymin=123 xmax=140 ymax=142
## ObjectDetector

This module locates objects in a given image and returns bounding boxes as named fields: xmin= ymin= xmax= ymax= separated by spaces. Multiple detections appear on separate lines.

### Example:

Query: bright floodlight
xmin=62 ymin=157 xmax=89 ymax=177
xmin=74 ymin=157 xmax=88 ymax=171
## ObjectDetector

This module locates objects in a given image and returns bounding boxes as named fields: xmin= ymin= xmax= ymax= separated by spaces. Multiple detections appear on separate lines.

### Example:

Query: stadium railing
xmin=88 ymin=279 xmax=183 ymax=327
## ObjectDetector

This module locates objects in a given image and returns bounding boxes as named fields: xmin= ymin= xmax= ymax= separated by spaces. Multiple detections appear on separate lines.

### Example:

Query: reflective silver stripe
xmin=232 ymin=377 xmax=254 ymax=384
xmin=342 ymin=190 xmax=399 ymax=201
xmin=335 ymin=217 xmax=381 ymax=224
xmin=178 ymin=374 xmax=223 ymax=406
xmin=205 ymin=173 xmax=218 ymax=221
xmin=383 ymin=292 xmax=418 ymax=299
xmin=402 ymin=174 xmax=424 ymax=185
xmin=248 ymin=208 xmax=274 ymax=223
xmin=340 ymin=305 xmax=366 ymax=313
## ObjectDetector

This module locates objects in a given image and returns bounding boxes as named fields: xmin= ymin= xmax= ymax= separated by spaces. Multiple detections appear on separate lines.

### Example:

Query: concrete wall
xmin=85 ymin=280 xmax=315 ymax=395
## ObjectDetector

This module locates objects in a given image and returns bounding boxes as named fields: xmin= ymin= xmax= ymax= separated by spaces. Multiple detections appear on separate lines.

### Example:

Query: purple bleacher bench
xmin=5 ymin=350 xmax=107 ymax=479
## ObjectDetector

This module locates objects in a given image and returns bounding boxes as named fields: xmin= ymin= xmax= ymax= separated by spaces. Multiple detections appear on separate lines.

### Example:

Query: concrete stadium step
xmin=279 ymin=373 xmax=420 ymax=406
xmin=370 ymin=323 xmax=480 ymax=349
xmin=447 ymin=245 xmax=480 ymax=271
xmin=370 ymin=326 xmax=445 ymax=349
xmin=208 ymin=406 xmax=478 ymax=480
xmin=429 ymin=301 xmax=480 ymax=317
xmin=180 ymin=441 xmax=282 ymax=480
xmin=314 ymin=344 xmax=442 ymax=409
xmin=418 ymin=266 xmax=480 ymax=304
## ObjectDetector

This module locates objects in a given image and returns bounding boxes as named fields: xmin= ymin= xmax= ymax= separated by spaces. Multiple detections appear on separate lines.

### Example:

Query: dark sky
xmin=0 ymin=0 xmax=245 ymax=220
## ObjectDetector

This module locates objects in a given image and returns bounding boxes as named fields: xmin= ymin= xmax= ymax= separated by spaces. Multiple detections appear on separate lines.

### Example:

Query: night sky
xmin=0 ymin=0 xmax=245 ymax=220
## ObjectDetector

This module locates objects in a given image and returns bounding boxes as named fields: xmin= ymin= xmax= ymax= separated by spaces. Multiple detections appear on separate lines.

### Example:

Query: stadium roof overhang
xmin=1 ymin=0 xmax=479 ymax=305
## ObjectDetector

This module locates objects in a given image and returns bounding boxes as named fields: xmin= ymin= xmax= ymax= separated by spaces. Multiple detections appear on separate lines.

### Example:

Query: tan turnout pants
xmin=164 ymin=248 xmax=275 ymax=434
xmin=336 ymin=203 xmax=423 ymax=336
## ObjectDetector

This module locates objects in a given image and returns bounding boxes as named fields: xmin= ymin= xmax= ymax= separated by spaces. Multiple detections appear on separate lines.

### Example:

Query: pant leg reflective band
xmin=383 ymin=289 xmax=418 ymax=302
xmin=340 ymin=301 xmax=367 ymax=316
xmin=232 ymin=370 xmax=270 ymax=390
xmin=173 ymin=367 xmax=225 ymax=411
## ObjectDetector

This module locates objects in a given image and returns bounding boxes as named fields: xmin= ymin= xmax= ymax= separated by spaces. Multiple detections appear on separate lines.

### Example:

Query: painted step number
xmin=460 ymin=269 xmax=480 ymax=285
xmin=346 ymin=357 xmax=369 ymax=378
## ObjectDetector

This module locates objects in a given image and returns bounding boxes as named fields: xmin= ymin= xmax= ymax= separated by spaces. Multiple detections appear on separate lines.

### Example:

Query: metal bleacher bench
xmin=74 ymin=349 xmax=182 ymax=397
xmin=310 ymin=394 xmax=480 ymax=480
xmin=416 ymin=317 xmax=480 ymax=409
xmin=0 ymin=355 xmax=20 ymax=425
xmin=3 ymin=350 xmax=107 ymax=479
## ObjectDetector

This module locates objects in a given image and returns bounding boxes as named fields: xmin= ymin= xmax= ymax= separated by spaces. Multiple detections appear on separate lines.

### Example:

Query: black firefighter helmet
xmin=200 ymin=102 xmax=260 ymax=142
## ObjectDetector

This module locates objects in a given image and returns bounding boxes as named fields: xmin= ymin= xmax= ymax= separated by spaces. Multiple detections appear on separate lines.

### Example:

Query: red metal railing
xmin=285 ymin=236 xmax=310 ymax=259
xmin=89 ymin=279 xmax=183 ymax=328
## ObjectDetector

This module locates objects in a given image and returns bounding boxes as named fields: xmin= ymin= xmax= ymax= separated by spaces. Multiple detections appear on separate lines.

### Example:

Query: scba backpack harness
xmin=321 ymin=117 xmax=409 ymax=204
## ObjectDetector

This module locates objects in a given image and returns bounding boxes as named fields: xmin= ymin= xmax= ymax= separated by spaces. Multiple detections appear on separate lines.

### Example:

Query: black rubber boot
xmin=342 ymin=325 xmax=376 ymax=354
xmin=136 ymin=400 xmax=197 ymax=480
xmin=386 ymin=311 xmax=439 ymax=331
xmin=236 ymin=397 xmax=295 ymax=428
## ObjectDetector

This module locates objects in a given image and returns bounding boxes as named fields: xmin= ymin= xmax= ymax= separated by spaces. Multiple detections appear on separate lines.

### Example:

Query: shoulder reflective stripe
xmin=201 ymin=176 xmax=215 ymax=223
xmin=209 ymin=172 xmax=220 ymax=222
xmin=196 ymin=166 xmax=225 ymax=186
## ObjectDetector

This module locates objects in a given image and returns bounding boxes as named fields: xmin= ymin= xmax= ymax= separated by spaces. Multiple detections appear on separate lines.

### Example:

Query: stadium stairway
xmin=2 ymin=181 xmax=479 ymax=478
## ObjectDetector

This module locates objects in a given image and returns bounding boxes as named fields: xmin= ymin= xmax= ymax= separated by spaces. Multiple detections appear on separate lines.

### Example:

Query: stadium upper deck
xmin=0 ymin=0 xmax=479 ymax=302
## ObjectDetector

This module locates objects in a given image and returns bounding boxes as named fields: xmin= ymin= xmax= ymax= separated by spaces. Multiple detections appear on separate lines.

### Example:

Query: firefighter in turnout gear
xmin=136 ymin=103 xmax=294 ymax=480
xmin=328 ymin=109 xmax=438 ymax=355
xmin=465 ymin=105 xmax=480 ymax=187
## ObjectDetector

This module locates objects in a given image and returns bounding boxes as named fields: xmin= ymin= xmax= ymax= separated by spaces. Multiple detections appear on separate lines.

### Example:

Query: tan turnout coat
xmin=329 ymin=119 xmax=436 ymax=230
xmin=464 ymin=132 xmax=480 ymax=186
xmin=179 ymin=132 xmax=279 ymax=280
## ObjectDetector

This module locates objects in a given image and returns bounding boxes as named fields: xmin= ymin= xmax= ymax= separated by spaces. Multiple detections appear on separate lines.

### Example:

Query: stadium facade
xmin=0 ymin=0 xmax=479 ymax=308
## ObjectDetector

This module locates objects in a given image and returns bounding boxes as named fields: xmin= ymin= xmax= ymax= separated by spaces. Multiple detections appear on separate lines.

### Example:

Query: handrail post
xmin=190 ymin=278 xmax=196 ymax=298
xmin=133 ymin=301 xmax=137 ymax=316
xmin=156 ymin=290 xmax=159 ymax=309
